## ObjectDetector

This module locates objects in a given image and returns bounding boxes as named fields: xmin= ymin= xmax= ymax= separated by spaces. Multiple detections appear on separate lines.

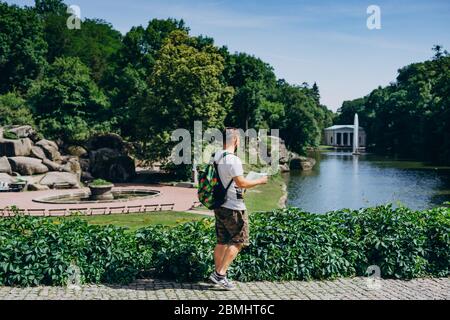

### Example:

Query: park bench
xmin=126 ymin=205 xmax=142 ymax=213
xmin=28 ymin=209 xmax=46 ymax=216
xmin=160 ymin=203 xmax=175 ymax=211
xmin=109 ymin=206 xmax=125 ymax=214
xmin=90 ymin=207 xmax=108 ymax=215
xmin=68 ymin=208 xmax=89 ymax=216
xmin=48 ymin=209 xmax=67 ymax=216
xmin=143 ymin=204 xmax=160 ymax=212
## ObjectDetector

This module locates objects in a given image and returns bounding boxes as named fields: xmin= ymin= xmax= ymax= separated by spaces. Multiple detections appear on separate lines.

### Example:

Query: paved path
xmin=1 ymin=277 xmax=448 ymax=300
xmin=0 ymin=183 xmax=198 ymax=214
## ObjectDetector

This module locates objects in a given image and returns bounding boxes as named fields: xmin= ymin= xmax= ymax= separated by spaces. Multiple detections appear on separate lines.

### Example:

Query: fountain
xmin=353 ymin=113 xmax=360 ymax=155
xmin=88 ymin=179 xmax=114 ymax=201
xmin=33 ymin=184 xmax=160 ymax=204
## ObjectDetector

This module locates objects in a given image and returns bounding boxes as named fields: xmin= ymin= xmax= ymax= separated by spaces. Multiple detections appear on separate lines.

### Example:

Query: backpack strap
xmin=213 ymin=152 xmax=233 ymax=191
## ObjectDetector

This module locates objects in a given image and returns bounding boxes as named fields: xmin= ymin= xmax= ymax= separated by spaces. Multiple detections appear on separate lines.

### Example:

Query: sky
xmin=7 ymin=0 xmax=450 ymax=111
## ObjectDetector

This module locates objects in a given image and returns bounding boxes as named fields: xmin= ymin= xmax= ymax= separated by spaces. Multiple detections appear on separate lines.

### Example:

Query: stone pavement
xmin=0 ymin=183 xmax=198 ymax=214
xmin=0 ymin=277 xmax=448 ymax=300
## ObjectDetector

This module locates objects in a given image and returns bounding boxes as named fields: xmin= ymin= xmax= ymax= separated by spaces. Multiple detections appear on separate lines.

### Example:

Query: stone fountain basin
xmin=88 ymin=184 xmax=114 ymax=201
xmin=33 ymin=188 xmax=160 ymax=204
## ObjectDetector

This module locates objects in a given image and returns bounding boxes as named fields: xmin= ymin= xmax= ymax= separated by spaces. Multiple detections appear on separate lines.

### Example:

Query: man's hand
xmin=258 ymin=176 xmax=268 ymax=185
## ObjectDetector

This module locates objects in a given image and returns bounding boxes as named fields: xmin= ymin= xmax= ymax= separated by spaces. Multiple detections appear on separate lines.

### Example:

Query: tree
xmin=223 ymin=52 xmax=277 ymax=129
xmin=34 ymin=0 xmax=67 ymax=15
xmin=107 ymin=19 xmax=188 ymax=139
xmin=274 ymin=81 xmax=321 ymax=153
xmin=0 ymin=92 xmax=35 ymax=127
xmin=115 ymin=18 xmax=188 ymax=72
xmin=336 ymin=47 xmax=450 ymax=164
xmin=0 ymin=2 xmax=47 ymax=94
xmin=139 ymin=30 xmax=234 ymax=161
xmin=27 ymin=57 xmax=110 ymax=143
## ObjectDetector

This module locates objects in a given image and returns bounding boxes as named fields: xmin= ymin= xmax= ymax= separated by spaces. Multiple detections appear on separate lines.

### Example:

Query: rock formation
xmin=259 ymin=136 xmax=317 ymax=172
xmin=0 ymin=126 xmax=82 ymax=190
xmin=85 ymin=134 xmax=136 ymax=183
xmin=0 ymin=126 xmax=137 ymax=190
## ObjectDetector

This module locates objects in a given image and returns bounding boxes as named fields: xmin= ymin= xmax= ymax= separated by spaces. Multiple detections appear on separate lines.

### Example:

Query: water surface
xmin=286 ymin=151 xmax=450 ymax=213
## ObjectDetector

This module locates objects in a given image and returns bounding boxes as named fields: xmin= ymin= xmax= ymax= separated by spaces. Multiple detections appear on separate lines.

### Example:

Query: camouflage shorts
xmin=214 ymin=207 xmax=249 ymax=246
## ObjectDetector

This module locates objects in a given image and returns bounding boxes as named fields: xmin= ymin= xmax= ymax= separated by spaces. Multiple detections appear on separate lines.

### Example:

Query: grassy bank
xmin=245 ymin=173 xmax=286 ymax=212
xmin=62 ymin=211 xmax=210 ymax=232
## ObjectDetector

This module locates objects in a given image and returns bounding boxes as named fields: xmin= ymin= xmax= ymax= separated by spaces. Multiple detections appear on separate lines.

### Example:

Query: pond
xmin=285 ymin=150 xmax=450 ymax=213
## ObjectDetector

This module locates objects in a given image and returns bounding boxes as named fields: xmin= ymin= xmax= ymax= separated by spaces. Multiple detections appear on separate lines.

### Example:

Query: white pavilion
xmin=323 ymin=124 xmax=366 ymax=148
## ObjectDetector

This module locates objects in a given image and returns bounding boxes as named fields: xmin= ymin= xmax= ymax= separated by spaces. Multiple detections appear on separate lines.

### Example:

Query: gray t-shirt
xmin=213 ymin=150 xmax=246 ymax=211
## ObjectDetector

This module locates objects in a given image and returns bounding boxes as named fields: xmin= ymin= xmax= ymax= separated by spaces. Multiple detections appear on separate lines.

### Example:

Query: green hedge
xmin=0 ymin=205 xmax=449 ymax=286
xmin=0 ymin=214 xmax=152 ymax=286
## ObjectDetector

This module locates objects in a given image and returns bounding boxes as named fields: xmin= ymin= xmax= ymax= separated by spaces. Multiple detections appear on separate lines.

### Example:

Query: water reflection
xmin=286 ymin=151 xmax=450 ymax=213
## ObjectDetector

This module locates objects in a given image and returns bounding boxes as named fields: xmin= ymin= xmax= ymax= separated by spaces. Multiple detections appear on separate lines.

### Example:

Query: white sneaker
xmin=209 ymin=272 xmax=236 ymax=291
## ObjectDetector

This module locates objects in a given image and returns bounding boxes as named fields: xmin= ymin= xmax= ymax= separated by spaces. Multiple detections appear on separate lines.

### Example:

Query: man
xmin=209 ymin=128 xmax=268 ymax=290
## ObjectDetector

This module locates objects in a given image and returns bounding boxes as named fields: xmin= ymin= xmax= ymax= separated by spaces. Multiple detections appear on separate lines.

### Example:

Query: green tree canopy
xmin=0 ymin=2 xmax=47 ymax=94
xmin=27 ymin=57 xmax=111 ymax=143
xmin=335 ymin=47 xmax=450 ymax=164
xmin=138 ymin=30 xmax=234 ymax=160
xmin=0 ymin=92 xmax=35 ymax=127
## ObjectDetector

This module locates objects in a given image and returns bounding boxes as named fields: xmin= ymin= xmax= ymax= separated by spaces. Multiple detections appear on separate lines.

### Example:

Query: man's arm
xmin=233 ymin=175 xmax=268 ymax=189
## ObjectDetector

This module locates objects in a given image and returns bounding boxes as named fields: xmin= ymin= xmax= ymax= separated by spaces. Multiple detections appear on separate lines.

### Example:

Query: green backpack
xmin=197 ymin=152 xmax=233 ymax=210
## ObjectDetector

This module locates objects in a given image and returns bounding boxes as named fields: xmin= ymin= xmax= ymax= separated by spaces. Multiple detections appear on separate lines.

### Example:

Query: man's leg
xmin=217 ymin=243 xmax=243 ymax=276
xmin=213 ymin=244 xmax=228 ymax=273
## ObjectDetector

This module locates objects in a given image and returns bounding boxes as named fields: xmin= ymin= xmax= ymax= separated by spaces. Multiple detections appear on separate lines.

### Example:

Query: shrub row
xmin=0 ymin=214 xmax=151 ymax=286
xmin=0 ymin=205 xmax=448 ymax=286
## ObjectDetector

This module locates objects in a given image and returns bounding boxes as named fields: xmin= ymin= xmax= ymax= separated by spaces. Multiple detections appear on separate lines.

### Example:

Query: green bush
xmin=89 ymin=179 xmax=112 ymax=186
xmin=136 ymin=205 xmax=449 ymax=282
xmin=0 ymin=205 xmax=448 ymax=286
xmin=0 ymin=214 xmax=152 ymax=286
xmin=0 ymin=93 xmax=35 ymax=127
xmin=3 ymin=131 xmax=18 ymax=140
xmin=136 ymin=221 xmax=216 ymax=282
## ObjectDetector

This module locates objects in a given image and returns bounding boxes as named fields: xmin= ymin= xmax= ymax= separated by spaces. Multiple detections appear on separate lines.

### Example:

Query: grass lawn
xmin=245 ymin=173 xmax=285 ymax=213
xmin=64 ymin=211 xmax=210 ymax=231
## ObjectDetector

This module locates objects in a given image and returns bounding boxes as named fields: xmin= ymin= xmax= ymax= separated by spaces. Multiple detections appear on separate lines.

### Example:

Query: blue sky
xmin=8 ymin=0 xmax=450 ymax=111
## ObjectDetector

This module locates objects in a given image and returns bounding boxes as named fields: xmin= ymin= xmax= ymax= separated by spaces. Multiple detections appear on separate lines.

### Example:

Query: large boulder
xmin=6 ymin=125 xmax=38 ymax=141
xmin=0 ymin=156 xmax=12 ymax=175
xmin=67 ymin=145 xmax=88 ymax=158
xmin=7 ymin=157 xmax=49 ymax=176
xmin=258 ymin=136 xmax=290 ymax=164
xmin=79 ymin=158 xmax=90 ymax=171
xmin=61 ymin=157 xmax=81 ymax=176
xmin=42 ymin=158 xmax=63 ymax=171
xmin=36 ymin=139 xmax=58 ymax=150
xmin=0 ymin=138 xmax=32 ymax=157
xmin=87 ymin=133 xmax=127 ymax=153
xmin=30 ymin=146 xmax=46 ymax=160
xmin=290 ymin=156 xmax=316 ymax=171
xmin=36 ymin=139 xmax=61 ymax=162
xmin=0 ymin=173 xmax=15 ymax=184
xmin=39 ymin=172 xmax=80 ymax=188
xmin=26 ymin=183 xmax=50 ymax=191
xmin=89 ymin=148 xmax=135 ymax=182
